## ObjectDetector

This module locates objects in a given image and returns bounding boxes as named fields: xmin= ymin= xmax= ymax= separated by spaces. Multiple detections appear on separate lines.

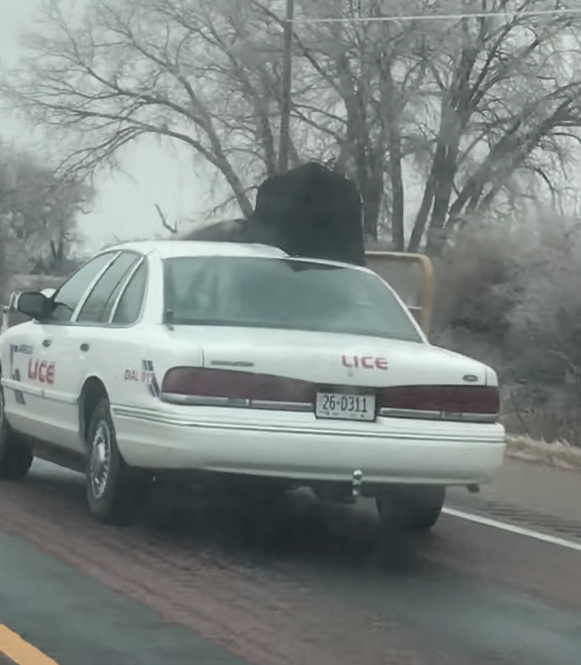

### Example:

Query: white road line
xmin=442 ymin=507 xmax=581 ymax=553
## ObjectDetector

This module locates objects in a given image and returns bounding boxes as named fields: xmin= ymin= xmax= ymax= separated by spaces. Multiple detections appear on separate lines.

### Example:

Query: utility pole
xmin=278 ymin=0 xmax=295 ymax=174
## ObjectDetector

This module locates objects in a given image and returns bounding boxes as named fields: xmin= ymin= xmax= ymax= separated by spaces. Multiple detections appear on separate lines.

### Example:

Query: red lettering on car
xmin=38 ymin=361 xmax=48 ymax=383
xmin=341 ymin=355 xmax=388 ymax=370
xmin=27 ymin=359 xmax=55 ymax=384
xmin=375 ymin=357 xmax=388 ymax=370
xmin=341 ymin=355 xmax=353 ymax=368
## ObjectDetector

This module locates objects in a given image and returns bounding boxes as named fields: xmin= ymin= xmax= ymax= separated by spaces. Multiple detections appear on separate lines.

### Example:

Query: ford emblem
xmin=463 ymin=374 xmax=478 ymax=383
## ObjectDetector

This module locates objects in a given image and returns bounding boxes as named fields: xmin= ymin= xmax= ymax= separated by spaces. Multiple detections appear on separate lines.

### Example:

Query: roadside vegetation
xmin=433 ymin=214 xmax=581 ymax=445
xmin=0 ymin=141 xmax=92 ymax=300
xmin=1 ymin=0 xmax=580 ymax=444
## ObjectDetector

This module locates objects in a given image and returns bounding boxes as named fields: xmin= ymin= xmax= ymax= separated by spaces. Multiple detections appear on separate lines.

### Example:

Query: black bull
xmin=182 ymin=162 xmax=366 ymax=266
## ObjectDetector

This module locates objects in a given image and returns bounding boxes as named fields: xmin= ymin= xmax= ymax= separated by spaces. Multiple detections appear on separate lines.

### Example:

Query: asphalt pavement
xmin=0 ymin=457 xmax=580 ymax=665
xmin=0 ymin=527 xmax=247 ymax=665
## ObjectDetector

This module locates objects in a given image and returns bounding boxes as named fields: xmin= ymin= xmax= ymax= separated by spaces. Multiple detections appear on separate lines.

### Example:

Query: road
xmin=0 ymin=458 xmax=580 ymax=665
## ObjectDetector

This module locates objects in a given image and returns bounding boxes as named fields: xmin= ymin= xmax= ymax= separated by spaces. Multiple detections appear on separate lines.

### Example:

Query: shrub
xmin=432 ymin=212 xmax=581 ymax=444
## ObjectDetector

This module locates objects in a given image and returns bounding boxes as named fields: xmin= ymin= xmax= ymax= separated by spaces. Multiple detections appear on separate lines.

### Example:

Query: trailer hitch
xmin=352 ymin=469 xmax=363 ymax=498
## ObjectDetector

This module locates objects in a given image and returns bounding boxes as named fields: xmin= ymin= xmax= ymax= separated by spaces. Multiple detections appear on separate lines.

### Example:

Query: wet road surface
xmin=0 ymin=458 xmax=580 ymax=665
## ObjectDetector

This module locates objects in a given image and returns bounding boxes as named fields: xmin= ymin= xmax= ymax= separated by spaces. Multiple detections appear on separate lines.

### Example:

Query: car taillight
xmin=378 ymin=385 xmax=499 ymax=418
xmin=161 ymin=367 xmax=315 ymax=404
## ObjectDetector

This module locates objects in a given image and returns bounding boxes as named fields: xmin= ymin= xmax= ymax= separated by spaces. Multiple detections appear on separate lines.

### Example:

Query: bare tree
xmin=405 ymin=0 xmax=581 ymax=253
xmin=288 ymin=0 xmax=581 ymax=253
xmin=253 ymin=0 xmax=581 ymax=250
xmin=3 ymin=0 xmax=418 ymax=241
xmin=1 ymin=0 xmax=302 ymax=218
xmin=0 ymin=145 xmax=92 ymax=275
xmin=283 ymin=0 xmax=431 ymax=245
xmin=4 ymin=0 xmax=581 ymax=252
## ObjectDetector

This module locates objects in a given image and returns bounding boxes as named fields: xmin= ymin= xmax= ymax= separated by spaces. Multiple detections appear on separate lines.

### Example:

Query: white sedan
xmin=0 ymin=240 xmax=505 ymax=527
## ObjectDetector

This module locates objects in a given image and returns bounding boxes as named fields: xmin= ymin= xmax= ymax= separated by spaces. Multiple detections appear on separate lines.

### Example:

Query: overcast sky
xmin=0 ymin=1 xmax=208 ymax=253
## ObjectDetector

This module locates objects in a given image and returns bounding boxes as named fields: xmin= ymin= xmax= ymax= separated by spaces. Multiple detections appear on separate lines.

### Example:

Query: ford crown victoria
xmin=0 ymin=241 xmax=505 ymax=527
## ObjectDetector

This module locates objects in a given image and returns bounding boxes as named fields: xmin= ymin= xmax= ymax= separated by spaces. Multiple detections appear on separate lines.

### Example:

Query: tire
xmin=85 ymin=398 xmax=151 ymax=526
xmin=375 ymin=484 xmax=446 ymax=532
xmin=0 ymin=381 xmax=33 ymax=481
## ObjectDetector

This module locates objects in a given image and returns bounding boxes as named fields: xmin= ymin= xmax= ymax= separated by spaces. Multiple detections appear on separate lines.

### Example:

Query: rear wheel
xmin=0 ymin=382 xmax=33 ymax=481
xmin=375 ymin=484 xmax=445 ymax=532
xmin=85 ymin=398 xmax=151 ymax=526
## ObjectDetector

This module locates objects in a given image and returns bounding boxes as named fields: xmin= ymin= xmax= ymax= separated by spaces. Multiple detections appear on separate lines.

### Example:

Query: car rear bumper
xmin=112 ymin=404 xmax=506 ymax=486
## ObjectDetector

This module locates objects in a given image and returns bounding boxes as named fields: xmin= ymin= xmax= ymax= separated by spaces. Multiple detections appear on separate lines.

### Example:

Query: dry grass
xmin=505 ymin=435 xmax=581 ymax=471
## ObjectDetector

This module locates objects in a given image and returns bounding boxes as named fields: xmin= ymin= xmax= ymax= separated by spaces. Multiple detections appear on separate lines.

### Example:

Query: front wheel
xmin=375 ymin=484 xmax=446 ymax=532
xmin=0 ymin=382 xmax=33 ymax=481
xmin=85 ymin=398 xmax=151 ymax=526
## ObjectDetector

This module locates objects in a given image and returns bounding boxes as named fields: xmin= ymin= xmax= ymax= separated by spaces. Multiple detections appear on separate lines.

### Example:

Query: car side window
xmin=76 ymin=252 xmax=140 ymax=324
xmin=112 ymin=261 xmax=147 ymax=326
xmin=50 ymin=253 xmax=116 ymax=324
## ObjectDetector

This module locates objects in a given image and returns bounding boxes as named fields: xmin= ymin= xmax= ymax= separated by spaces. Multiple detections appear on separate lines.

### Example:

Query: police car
xmin=0 ymin=240 xmax=505 ymax=527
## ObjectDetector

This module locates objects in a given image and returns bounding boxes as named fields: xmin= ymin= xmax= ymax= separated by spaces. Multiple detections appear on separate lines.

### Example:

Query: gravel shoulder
xmin=447 ymin=455 xmax=581 ymax=529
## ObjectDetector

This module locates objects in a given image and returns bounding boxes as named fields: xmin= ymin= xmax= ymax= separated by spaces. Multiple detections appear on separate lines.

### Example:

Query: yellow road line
xmin=0 ymin=624 xmax=59 ymax=665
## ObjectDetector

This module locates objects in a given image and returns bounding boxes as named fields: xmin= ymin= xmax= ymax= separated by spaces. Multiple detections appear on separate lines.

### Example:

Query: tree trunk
xmin=219 ymin=160 xmax=254 ymax=218
xmin=425 ymin=142 xmax=460 ymax=255
xmin=362 ymin=182 xmax=382 ymax=241
xmin=388 ymin=127 xmax=405 ymax=250
xmin=407 ymin=151 xmax=441 ymax=252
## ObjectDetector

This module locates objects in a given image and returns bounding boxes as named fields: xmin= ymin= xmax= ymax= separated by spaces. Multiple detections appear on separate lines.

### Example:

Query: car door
xmin=44 ymin=251 xmax=143 ymax=451
xmin=83 ymin=256 xmax=151 ymax=412
xmin=24 ymin=251 xmax=119 ymax=447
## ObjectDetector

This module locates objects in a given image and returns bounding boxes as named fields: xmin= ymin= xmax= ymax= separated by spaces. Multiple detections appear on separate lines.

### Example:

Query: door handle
xmin=80 ymin=343 xmax=90 ymax=352
xmin=42 ymin=339 xmax=52 ymax=348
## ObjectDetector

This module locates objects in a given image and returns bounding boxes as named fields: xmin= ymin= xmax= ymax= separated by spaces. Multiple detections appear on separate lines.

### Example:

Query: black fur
xmin=184 ymin=162 xmax=365 ymax=266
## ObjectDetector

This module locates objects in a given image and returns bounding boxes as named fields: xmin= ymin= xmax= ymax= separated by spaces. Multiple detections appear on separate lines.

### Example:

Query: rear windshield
xmin=163 ymin=256 xmax=422 ymax=342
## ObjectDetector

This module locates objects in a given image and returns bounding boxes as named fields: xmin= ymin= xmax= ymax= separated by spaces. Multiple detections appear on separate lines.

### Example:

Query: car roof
xmin=99 ymin=240 xmax=373 ymax=273
xmin=103 ymin=240 xmax=289 ymax=260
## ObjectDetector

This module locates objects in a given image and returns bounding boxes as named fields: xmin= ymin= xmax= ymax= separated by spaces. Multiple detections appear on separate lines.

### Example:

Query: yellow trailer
xmin=365 ymin=251 xmax=434 ymax=336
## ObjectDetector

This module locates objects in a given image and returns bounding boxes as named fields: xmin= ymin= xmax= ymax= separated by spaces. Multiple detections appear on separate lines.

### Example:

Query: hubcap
xmin=89 ymin=421 xmax=111 ymax=500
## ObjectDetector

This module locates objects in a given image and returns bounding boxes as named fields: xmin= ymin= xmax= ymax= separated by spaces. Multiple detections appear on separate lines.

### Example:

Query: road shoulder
xmin=447 ymin=456 xmax=581 ymax=538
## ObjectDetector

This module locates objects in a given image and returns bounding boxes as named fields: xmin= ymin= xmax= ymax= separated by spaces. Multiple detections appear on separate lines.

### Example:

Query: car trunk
xmin=161 ymin=327 xmax=497 ymax=422
xmin=168 ymin=326 xmax=488 ymax=388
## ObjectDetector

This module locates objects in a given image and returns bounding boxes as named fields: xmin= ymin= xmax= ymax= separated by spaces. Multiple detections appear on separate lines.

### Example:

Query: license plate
xmin=315 ymin=392 xmax=376 ymax=422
